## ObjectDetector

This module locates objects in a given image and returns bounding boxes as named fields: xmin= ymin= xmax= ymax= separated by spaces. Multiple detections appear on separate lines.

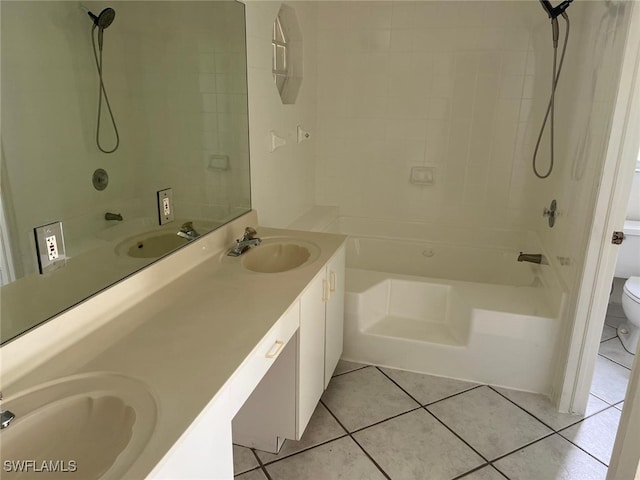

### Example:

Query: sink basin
xmin=241 ymin=238 xmax=320 ymax=273
xmin=115 ymin=232 xmax=189 ymax=259
xmin=0 ymin=373 xmax=157 ymax=480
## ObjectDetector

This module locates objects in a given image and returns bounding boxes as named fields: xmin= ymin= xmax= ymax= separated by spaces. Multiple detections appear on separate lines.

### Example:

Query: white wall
xmin=245 ymin=1 xmax=318 ymax=228
xmin=626 ymin=170 xmax=640 ymax=220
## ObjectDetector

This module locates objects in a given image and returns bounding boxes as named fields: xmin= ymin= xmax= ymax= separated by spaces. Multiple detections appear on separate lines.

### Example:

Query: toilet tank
xmin=615 ymin=220 xmax=640 ymax=278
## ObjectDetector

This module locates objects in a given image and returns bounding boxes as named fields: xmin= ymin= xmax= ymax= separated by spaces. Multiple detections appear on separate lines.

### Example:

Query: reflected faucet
xmin=0 ymin=393 xmax=15 ymax=429
xmin=177 ymin=222 xmax=200 ymax=241
xmin=228 ymin=227 xmax=261 ymax=256
xmin=518 ymin=252 xmax=548 ymax=264
xmin=105 ymin=212 xmax=123 ymax=221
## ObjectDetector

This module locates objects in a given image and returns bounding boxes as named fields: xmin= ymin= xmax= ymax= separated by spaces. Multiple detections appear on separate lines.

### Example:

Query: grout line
xmin=488 ymin=386 xmax=559 ymax=433
xmin=233 ymin=466 xmax=266 ymax=479
xmin=347 ymin=406 xmax=424 ymax=435
xmin=350 ymin=435 xmax=394 ymax=480
xmin=452 ymin=463 xmax=511 ymax=480
xmin=555 ymin=431 xmax=611 ymax=468
xmin=489 ymin=431 xmax=556 ymax=464
xmin=449 ymin=462 xmax=491 ymax=480
xmin=423 ymin=405 xmax=490 ymax=464
xmin=319 ymin=399 xmax=393 ymax=480
xmin=589 ymin=390 xmax=618 ymax=406
xmin=376 ymin=366 xmax=482 ymax=408
xmin=597 ymin=352 xmax=632 ymax=371
xmin=256 ymin=432 xmax=350 ymax=467
xmin=490 ymin=462 xmax=514 ymax=480
xmin=489 ymin=429 xmax=610 ymax=470
xmin=248 ymin=447 xmax=274 ymax=480
xmin=331 ymin=364 xmax=370 ymax=378
xmin=374 ymin=367 xmax=491 ymax=463
xmin=554 ymin=404 xmax=619 ymax=436
xmin=260 ymin=465 xmax=273 ymax=480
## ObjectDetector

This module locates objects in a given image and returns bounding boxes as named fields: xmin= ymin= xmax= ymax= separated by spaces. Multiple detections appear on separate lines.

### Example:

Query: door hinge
xmin=612 ymin=231 xmax=625 ymax=245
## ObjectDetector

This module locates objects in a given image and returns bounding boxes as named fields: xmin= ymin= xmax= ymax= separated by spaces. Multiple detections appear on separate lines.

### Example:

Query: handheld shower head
xmin=88 ymin=8 xmax=115 ymax=51
xmin=88 ymin=7 xmax=115 ymax=30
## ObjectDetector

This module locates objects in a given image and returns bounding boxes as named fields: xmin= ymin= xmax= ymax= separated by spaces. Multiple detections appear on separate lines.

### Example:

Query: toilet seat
xmin=624 ymin=277 xmax=640 ymax=303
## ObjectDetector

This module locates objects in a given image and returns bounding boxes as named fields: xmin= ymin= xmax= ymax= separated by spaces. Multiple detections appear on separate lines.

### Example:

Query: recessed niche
xmin=272 ymin=4 xmax=302 ymax=105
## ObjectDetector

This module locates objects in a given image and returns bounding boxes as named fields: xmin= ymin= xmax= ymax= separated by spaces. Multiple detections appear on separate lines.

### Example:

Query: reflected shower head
xmin=539 ymin=0 xmax=573 ymax=19
xmin=88 ymin=8 xmax=116 ymax=29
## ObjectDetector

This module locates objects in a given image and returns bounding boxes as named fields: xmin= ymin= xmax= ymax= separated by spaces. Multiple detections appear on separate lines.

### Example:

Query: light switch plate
xmin=157 ymin=188 xmax=174 ymax=225
xmin=34 ymin=221 xmax=66 ymax=274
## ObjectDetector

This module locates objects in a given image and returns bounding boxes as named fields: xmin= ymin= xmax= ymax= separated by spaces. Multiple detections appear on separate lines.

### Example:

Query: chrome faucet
xmin=518 ymin=252 xmax=548 ymax=264
xmin=0 ymin=393 xmax=15 ymax=429
xmin=177 ymin=221 xmax=200 ymax=241
xmin=105 ymin=212 xmax=123 ymax=221
xmin=228 ymin=227 xmax=261 ymax=256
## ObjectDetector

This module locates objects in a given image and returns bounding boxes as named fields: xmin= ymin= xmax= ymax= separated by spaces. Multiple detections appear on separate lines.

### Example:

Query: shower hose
xmin=91 ymin=26 xmax=120 ymax=154
xmin=532 ymin=12 xmax=570 ymax=179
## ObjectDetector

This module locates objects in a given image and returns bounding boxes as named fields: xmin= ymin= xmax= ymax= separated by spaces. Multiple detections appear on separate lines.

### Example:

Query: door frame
xmin=556 ymin=1 xmax=640 ymax=476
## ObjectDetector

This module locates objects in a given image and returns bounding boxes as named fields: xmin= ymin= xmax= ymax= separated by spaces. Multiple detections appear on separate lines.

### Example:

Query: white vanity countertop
xmin=1 ymin=222 xmax=346 ymax=479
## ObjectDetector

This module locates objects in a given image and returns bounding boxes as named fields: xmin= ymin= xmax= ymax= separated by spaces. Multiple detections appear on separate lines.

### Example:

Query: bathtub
xmin=321 ymin=216 xmax=566 ymax=393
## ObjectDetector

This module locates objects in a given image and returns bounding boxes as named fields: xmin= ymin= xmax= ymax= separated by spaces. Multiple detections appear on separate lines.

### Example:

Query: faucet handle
xmin=181 ymin=221 xmax=193 ymax=230
xmin=244 ymin=227 xmax=257 ymax=239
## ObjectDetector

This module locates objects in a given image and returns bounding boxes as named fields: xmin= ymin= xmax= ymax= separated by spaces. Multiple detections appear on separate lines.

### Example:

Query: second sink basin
xmin=241 ymin=238 xmax=320 ymax=273
xmin=116 ymin=232 xmax=189 ymax=259
xmin=0 ymin=373 xmax=157 ymax=480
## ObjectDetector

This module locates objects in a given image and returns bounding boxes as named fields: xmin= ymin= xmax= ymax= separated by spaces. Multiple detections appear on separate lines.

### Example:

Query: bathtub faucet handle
xmin=542 ymin=199 xmax=557 ymax=227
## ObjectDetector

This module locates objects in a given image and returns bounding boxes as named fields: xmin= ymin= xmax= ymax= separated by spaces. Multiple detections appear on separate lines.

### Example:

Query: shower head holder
xmin=539 ymin=0 xmax=573 ymax=19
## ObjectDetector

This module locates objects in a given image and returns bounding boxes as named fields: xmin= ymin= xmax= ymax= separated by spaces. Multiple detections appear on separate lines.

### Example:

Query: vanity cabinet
xmin=297 ymin=244 xmax=345 ymax=437
xmin=232 ymin=244 xmax=346 ymax=451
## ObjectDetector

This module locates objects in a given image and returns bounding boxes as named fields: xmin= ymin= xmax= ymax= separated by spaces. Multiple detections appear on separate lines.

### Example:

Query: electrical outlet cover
xmin=157 ymin=188 xmax=174 ymax=225
xmin=34 ymin=221 xmax=66 ymax=274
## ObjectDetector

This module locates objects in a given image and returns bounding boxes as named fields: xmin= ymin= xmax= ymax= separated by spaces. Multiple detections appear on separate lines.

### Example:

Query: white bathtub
xmin=321 ymin=216 xmax=566 ymax=393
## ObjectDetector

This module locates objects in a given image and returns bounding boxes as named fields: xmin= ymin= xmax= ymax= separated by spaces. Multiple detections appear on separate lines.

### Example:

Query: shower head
xmin=88 ymin=8 xmax=116 ymax=29
xmin=539 ymin=0 xmax=574 ymax=19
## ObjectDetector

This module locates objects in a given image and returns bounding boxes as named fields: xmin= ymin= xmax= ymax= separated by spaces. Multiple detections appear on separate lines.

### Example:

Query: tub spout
xmin=105 ymin=212 xmax=123 ymax=221
xmin=518 ymin=252 xmax=548 ymax=264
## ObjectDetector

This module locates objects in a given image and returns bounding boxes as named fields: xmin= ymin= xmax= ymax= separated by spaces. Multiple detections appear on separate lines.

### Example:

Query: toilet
xmin=615 ymin=220 xmax=640 ymax=354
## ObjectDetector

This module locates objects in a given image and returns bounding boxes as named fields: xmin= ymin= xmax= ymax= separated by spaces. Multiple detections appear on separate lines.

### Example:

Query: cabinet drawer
xmin=227 ymin=301 xmax=300 ymax=416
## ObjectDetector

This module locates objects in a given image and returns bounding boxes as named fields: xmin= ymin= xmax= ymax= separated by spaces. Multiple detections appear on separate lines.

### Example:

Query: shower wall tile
xmin=315 ymin=0 xmax=537 ymax=229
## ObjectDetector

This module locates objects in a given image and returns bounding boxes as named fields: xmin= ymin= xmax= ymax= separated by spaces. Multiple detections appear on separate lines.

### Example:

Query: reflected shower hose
xmin=532 ymin=12 xmax=570 ymax=179
xmin=91 ymin=25 xmax=120 ymax=154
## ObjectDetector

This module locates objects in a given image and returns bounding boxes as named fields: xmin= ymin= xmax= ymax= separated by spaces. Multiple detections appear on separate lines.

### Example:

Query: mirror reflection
xmin=0 ymin=1 xmax=251 ymax=344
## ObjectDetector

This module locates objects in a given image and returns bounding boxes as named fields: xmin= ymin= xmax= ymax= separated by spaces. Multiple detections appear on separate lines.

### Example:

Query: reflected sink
xmin=116 ymin=232 xmax=189 ymax=259
xmin=0 ymin=373 xmax=157 ymax=480
xmin=241 ymin=238 xmax=320 ymax=273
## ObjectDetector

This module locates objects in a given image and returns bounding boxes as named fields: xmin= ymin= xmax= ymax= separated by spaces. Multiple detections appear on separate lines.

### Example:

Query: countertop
xmin=1 ymin=222 xmax=346 ymax=479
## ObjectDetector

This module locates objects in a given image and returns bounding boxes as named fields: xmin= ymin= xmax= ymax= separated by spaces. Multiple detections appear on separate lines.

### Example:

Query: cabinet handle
xmin=322 ymin=278 xmax=330 ymax=303
xmin=329 ymin=271 xmax=337 ymax=292
xmin=265 ymin=340 xmax=285 ymax=359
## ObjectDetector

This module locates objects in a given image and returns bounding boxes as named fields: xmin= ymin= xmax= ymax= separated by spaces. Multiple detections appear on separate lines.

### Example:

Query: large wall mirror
xmin=0 ymin=1 xmax=251 ymax=344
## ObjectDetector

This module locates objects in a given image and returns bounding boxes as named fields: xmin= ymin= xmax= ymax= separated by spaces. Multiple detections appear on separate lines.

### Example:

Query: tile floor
xmin=233 ymin=305 xmax=633 ymax=480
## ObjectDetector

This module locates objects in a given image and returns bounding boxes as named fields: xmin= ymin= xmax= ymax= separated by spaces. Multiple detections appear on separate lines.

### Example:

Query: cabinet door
xmin=324 ymin=245 xmax=345 ymax=388
xmin=298 ymin=268 xmax=327 ymax=438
